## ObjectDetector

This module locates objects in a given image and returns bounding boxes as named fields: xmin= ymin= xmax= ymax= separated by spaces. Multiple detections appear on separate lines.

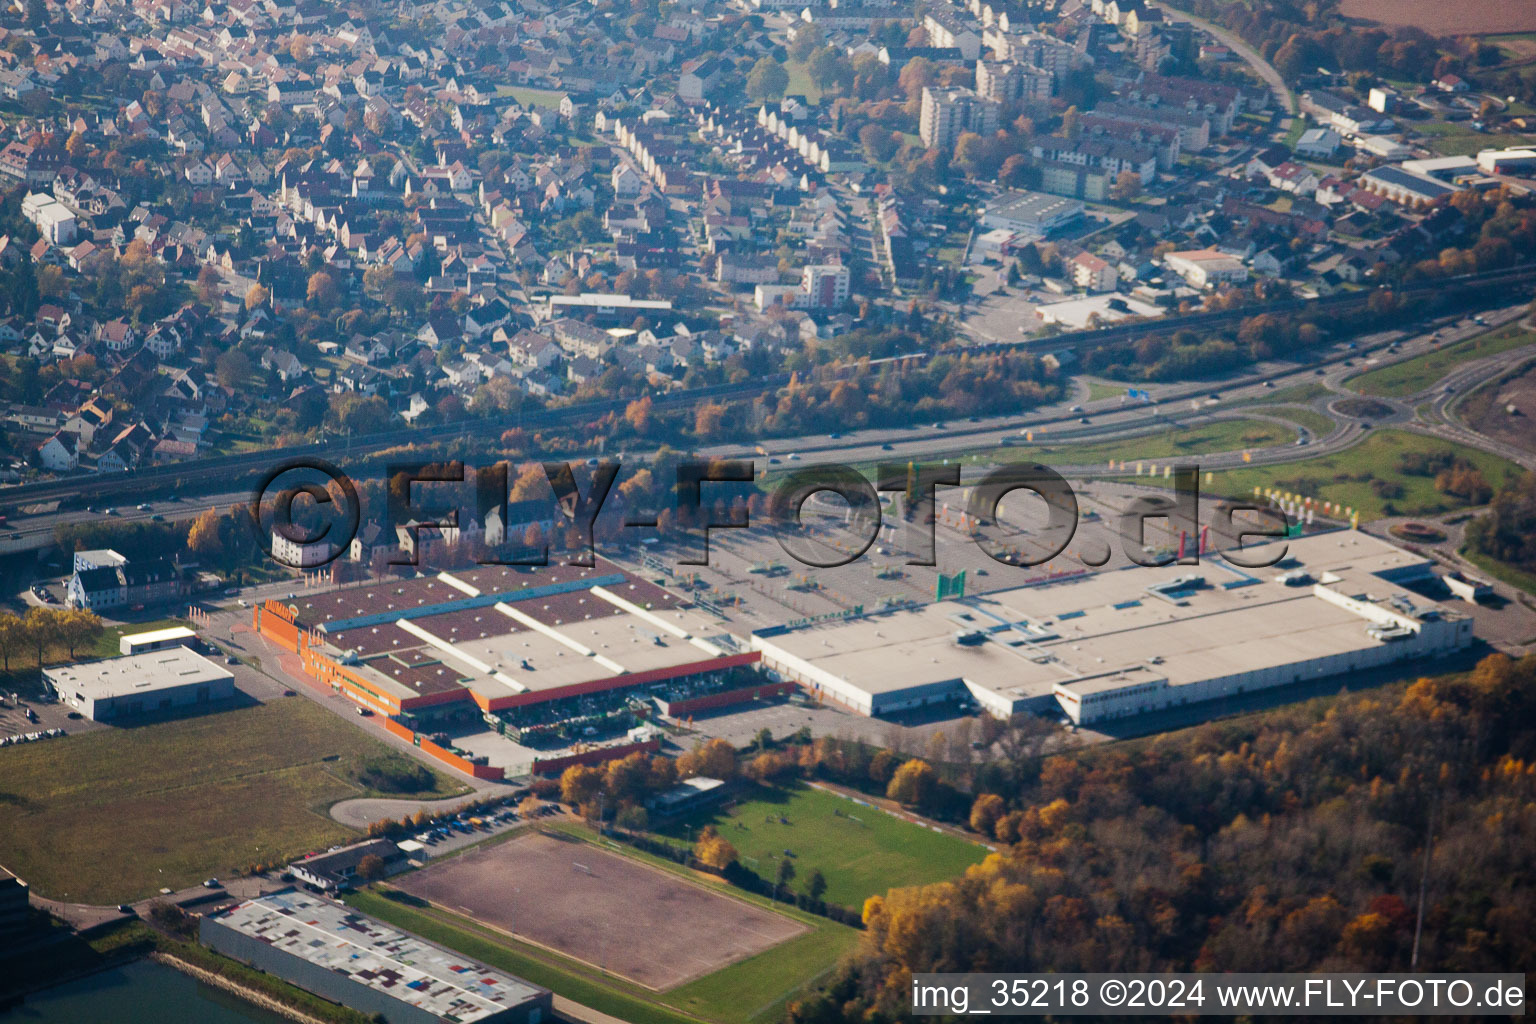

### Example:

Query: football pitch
xmin=656 ymin=782 xmax=988 ymax=908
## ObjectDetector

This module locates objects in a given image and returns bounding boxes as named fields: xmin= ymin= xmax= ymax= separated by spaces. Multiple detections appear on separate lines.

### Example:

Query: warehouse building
xmin=202 ymin=890 xmax=551 ymax=1024
xmin=46 ymin=648 xmax=234 ymax=722
xmin=751 ymin=532 xmax=1472 ymax=726
xmin=119 ymin=625 xmax=199 ymax=656
xmin=251 ymin=560 xmax=760 ymax=778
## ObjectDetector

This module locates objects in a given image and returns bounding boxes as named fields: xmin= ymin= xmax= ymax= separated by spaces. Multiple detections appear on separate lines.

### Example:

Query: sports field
xmin=394 ymin=830 xmax=806 ymax=990
xmin=0 ymin=697 xmax=465 ymax=903
xmin=655 ymin=782 xmax=987 ymax=908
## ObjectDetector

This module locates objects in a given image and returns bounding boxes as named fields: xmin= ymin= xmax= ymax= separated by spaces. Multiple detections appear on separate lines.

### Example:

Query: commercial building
xmin=1358 ymin=165 xmax=1460 ymax=208
xmin=919 ymin=86 xmax=999 ymax=151
xmin=202 ymin=890 xmax=551 ymax=1024
xmin=751 ymin=532 xmax=1472 ymax=726
xmin=288 ymin=839 xmax=407 ymax=892
xmin=979 ymin=190 xmax=1084 ymax=241
xmin=1162 ymin=247 xmax=1249 ymax=288
xmin=250 ymin=560 xmax=760 ymax=778
xmin=119 ymin=625 xmax=199 ymax=656
xmin=47 ymin=648 xmax=235 ymax=722
xmin=1477 ymin=147 xmax=1536 ymax=176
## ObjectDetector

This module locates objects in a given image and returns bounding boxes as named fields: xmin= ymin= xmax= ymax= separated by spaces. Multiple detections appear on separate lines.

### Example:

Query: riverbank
xmin=151 ymin=953 xmax=329 ymax=1024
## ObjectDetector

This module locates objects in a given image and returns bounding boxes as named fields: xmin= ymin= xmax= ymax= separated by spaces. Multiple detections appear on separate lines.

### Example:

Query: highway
xmin=3 ymin=301 xmax=1532 ymax=564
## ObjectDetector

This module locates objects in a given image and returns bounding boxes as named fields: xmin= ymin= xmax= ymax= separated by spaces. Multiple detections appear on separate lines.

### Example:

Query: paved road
xmin=1153 ymin=0 xmax=1295 ymax=120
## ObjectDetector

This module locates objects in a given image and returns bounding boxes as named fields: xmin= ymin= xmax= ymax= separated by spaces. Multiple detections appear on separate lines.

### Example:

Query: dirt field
xmin=1463 ymin=359 xmax=1536 ymax=455
xmin=394 ymin=830 xmax=807 ymax=990
xmin=1341 ymin=0 xmax=1536 ymax=35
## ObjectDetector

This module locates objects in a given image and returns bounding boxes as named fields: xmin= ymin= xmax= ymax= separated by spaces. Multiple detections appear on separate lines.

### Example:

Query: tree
xmin=776 ymin=857 xmax=796 ymax=900
xmin=197 ymin=264 xmax=223 ymax=306
xmin=519 ymin=795 xmax=543 ymax=817
xmin=969 ymin=792 xmax=1006 ymax=836
xmin=615 ymin=805 xmax=649 ymax=835
xmin=885 ymin=758 xmax=938 ymax=807
xmin=57 ymin=609 xmax=103 ymax=659
xmin=1110 ymin=170 xmax=1143 ymax=202
xmin=26 ymin=0 xmax=47 ymax=29
xmin=356 ymin=854 xmax=387 ymax=881
xmin=0 ymin=612 xmax=21 ymax=671
xmin=215 ymin=349 xmax=253 ymax=390
xmin=788 ymin=24 xmax=821 ymax=63
xmin=306 ymin=271 xmax=339 ymax=312
xmin=22 ymin=606 xmax=61 ymax=667
xmin=560 ymin=764 xmax=604 ymax=807
xmin=694 ymin=825 xmax=738 ymax=869
xmin=244 ymin=284 xmax=269 ymax=311
xmin=804 ymin=868 xmax=828 ymax=902
xmin=746 ymin=57 xmax=790 ymax=102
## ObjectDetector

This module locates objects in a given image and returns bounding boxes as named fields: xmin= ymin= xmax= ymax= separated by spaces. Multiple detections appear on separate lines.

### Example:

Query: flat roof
xmin=209 ymin=890 xmax=545 ymax=1023
xmin=755 ymin=532 xmax=1460 ymax=705
xmin=45 ymin=648 xmax=232 ymax=701
xmin=301 ymin=563 xmax=731 ymax=705
xmin=121 ymin=626 xmax=198 ymax=645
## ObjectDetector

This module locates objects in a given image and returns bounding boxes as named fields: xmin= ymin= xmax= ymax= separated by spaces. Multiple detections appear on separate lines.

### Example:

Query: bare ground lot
xmin=1340 ymin=0 xmax=1536 ymax=35
xmin=394 ymin=830 xmax=807 ymax=991
xmin=1462 ymin=358 xmax=1536 ymax=456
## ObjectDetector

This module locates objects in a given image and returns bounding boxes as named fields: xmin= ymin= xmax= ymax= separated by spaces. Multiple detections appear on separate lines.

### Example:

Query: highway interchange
xmin=2 ymin=301 xmax=1535 ymax=568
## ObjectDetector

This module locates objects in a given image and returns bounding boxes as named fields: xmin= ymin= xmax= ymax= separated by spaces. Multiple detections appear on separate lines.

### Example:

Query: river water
xmin=1 ymin=959 xmax=289 ymax=1023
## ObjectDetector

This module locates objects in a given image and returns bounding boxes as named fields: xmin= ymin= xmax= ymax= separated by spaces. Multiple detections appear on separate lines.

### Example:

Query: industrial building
xmin=47 ymin=648 xmax=235 ymax=722
xmin=251 ymin=560 xmax=762 ymax=778
xmin=201 ymin=890 xmax=551 ymax=1024
xmin=751 ymin=532 xmax=1473 ymax=726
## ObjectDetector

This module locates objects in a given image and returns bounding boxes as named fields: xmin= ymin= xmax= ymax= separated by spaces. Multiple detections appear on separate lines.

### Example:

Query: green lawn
xmin=1349 ymin=324 xmax=1536 ymax=397
xmin=495 ymin=85 xmax=567 ymax=108
xmin=1460 ymin=546 xmax=1536 ymax=598
xmin=783 ymin=61 xmax=824 ymax=103
xmin=991 ymin=418 xmax=1295 ymax=470
xmin=1262 ymin=406 xmax=1336 ymax=436
xmin=1156 ymin=429 xmax=1524 ymax=522
xmin=653 ymin=782 xmax=986 ymax=909
xmin=1255 ymin=381 xmax=1330 ymax=406
xmin=0 ymin=699 xmax=467 ymax=903
xmin=1419 ymin=121 xmax=1536 ymax=157
xmin=88 ymin=617 xmax=189 ymax=659
xmin=1083 ymin=379 xmax=1127 ymax=402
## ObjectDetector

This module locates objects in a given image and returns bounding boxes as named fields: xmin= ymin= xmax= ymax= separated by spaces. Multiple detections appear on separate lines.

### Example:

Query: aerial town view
xmin=0 ymin=0 xmax=1534 ymax=1018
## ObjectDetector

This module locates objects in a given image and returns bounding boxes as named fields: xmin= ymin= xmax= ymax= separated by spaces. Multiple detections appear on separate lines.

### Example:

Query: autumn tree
xmin=693 ymin=825 xmax=738 ymax=870
xmin=356 ymin=854 xmax=387 ymax=881
xmin=306 ymin=271 xmax=339 ymax=312
xmin=244 ymin=283 xmax=269 ymax=310
xmin=560 ymin=764 xmax=605 ymax=807
xmin=969 ymin=793 xmax=1005 ymax=837
xmin=886 ymin=758 xmax=937 ymax=807
xmin=0 ymin=612 xmax=22 ymax=670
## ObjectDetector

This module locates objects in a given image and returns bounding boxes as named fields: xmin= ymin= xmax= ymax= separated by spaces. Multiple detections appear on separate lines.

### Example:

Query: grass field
xmin=0 ymin=698 xmax=466 ymax=902
xmin=1349 ymin=325 xmax=1536 ymax=397
xmin=1083 ymin=379 xmax=1127 ymax=401
xmin=1262 ymin=406 xmax=1336 ymax=436
xmin=495 ymin=85 xmax=566 ymax=108
xmin=1417 ymin=121 xmax=1536 ymax=157
xmin=1255 ymin=381 xmax=1331 ymax=406
xmin=1461 ymin=546 xmax=1536 ymax=599
xmin=87 ymin=617 xmax=189 ymax=659
xmin=986 ymin=418 xmax=1295 ymax=470
xmin=653 ymin=782 xmax=986 ymax=909
xmin=351 ymin=827 xmax=860 ymax=1024
xmin=1141 ymin=429 xmax=1524 ymax=521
